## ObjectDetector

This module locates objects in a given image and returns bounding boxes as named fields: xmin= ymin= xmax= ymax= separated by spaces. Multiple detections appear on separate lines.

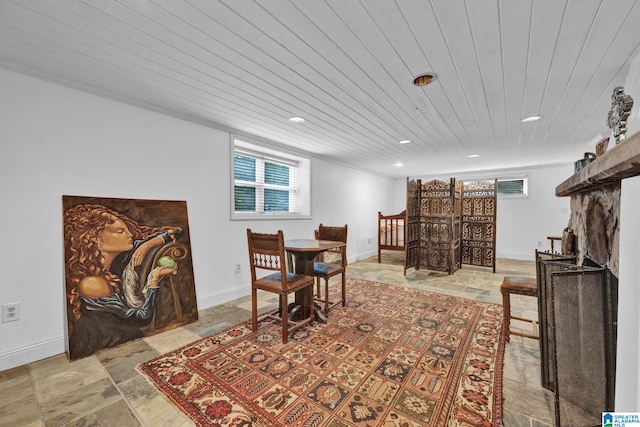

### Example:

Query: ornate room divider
xmin=460 ymin=179 xmax=497 ymax=272
xmin=419 ymin=178 xmax=462 ymax=274
xmin=404 ymin=178 xmax=420 ymax=274
xmin=403 ymin=177 xmax=496 ymax=275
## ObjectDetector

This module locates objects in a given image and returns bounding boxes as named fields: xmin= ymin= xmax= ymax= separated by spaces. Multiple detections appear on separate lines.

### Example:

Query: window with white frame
xmin=232 ymin=137 xmax=311 ymax=219
xmin=496 ymin=176 xmax=528 ymax=197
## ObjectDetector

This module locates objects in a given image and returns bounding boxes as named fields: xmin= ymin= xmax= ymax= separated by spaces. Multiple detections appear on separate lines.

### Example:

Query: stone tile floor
xmin=0 ymin=254 xmax=554 ymax=426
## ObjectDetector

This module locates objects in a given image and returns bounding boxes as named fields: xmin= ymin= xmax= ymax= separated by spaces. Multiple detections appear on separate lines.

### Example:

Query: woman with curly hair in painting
xmin=63 ymin=203 xmax=181 ymax=359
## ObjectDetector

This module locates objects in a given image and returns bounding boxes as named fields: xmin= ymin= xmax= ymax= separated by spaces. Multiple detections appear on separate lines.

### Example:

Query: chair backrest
xmin=316 ymin=224 xmax=348 ymax=266
xmin=247 ymin=229 xmax=288 ymax=282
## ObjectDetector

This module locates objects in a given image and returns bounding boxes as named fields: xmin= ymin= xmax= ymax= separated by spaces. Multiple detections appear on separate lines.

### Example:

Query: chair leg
xmin=251 ymin=287 xmax=258 ymax=332
xmin=502 ymin=291 xmax=511 ymax=342
xmin=324 ymin=278 xmax=330 ymax=315
xmin=281 ymin=293 xmax=288 ymax=344
xmin=316 ymin=277 xmax=321 ymax=297
xmin=341 ymin=272 xmax=346 ymax=307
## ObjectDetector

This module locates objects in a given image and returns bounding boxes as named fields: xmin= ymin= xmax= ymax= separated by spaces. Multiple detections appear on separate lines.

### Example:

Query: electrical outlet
xmin=367 ymin=238 xmax=372 ymax=245
xmin=2 ymin=302 xmax=20 ymax=323
xmin=235 ymin=263 xmax=241 ymax=273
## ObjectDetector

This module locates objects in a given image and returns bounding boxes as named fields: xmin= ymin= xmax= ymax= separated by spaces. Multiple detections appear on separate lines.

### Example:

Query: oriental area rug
xmin=138 ymin=279 xmax=505 ymax=426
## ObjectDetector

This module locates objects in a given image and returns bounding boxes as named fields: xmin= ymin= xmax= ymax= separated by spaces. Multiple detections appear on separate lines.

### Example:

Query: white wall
xmin=0 ymin=69 xmax=394 ymax=370
xmin=617 ymin=175 xmax=640 ymax=410
xmin=392 ymin=165 xmax=572 ymax=260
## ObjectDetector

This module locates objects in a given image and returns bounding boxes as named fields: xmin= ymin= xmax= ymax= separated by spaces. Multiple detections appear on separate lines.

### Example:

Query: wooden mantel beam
xmin=556 ymin=131 xmax=640 ymax=197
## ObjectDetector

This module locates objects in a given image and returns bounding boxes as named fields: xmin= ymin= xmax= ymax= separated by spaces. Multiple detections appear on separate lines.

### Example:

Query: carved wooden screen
xmin=461 ymin=179 xmax=497 ymax=272
xmin=404 ymin=178 xmax=420 ymax=274
xmin=419 ymin=178 xmax=461 ymax=274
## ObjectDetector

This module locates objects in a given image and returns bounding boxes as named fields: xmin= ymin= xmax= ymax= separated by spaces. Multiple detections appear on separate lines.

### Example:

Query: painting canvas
xmin=62 ymin=195 xmax=198 ymax=360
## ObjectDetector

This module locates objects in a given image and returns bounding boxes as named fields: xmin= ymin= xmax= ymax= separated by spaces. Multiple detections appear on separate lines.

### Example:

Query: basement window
xmin=231 ymin=137 xmax=311 ymax=220
xmin=496 ymin=176 xmax=528 ymax=197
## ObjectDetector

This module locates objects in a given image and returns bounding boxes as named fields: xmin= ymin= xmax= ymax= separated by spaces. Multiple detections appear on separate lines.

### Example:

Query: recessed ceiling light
xmin=399 ymin=139 xmax=411 ymax=144
xmin=467 ymin=154 xmax=480 ymax=158
xmin=394 ymin=162 xmax=403 ymax=167
xmin=288 ymin=116 xmax=305 ymax=123
xmin=413 ymin=73 xmax=436 ymax=86
xmin=521 ymin=115 xmax=541 ymax=123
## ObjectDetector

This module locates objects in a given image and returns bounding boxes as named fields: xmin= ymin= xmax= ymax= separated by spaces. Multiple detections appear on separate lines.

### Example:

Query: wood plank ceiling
xmin=1 ymin=0 xmax=639 ymax=178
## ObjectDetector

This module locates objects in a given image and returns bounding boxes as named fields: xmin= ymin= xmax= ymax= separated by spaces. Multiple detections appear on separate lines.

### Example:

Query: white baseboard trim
xmin=354 ymin=249 xmax=378 ymax=261
xmin=0 ymin=336 xmax=66 ymax=371
xmin=198 ymin=250 xmax=380 ymax=309
xmin=497 ymin=251 xmax=535 ymax=261
xmin=0 ymin=288 xmax=251 ymax=370
xmin=197 ymin=286 xmax=250 ymax=311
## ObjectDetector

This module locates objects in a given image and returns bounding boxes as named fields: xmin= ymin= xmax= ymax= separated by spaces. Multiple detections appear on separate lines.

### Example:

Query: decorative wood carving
xmin=419 ymin=178 xmax=461 ymax=274
xmin=461 ymin=179 xmax=497 ymax=272
xmin=607 ymin=86 xmax=634 ymax=144
xmin=404 ymin=178 xmax=420 ymax=274
xmin=392 ymin=177 xmax=498 ymax=276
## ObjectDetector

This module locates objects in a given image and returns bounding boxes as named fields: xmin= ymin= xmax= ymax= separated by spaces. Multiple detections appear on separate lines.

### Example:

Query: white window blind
xmin=234 ymin=148 xmax=298 ymax=214
xmin=231 ymin=137 xmax=311 ymax=220
xmin=497 ymin=177 xmax=528 ymax=196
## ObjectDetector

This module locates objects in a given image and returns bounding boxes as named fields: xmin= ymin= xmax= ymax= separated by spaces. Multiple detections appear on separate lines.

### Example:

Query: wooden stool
xmin=501 ymin=276 xmax=539 ymax=341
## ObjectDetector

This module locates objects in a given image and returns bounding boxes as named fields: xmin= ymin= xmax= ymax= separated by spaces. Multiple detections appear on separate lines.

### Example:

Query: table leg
xmin=291 ymin=253 xmax=327 ymax=324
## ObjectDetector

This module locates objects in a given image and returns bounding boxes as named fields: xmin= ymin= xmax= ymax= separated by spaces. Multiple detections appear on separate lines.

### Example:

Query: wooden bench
xmin=500 ymin=276 xmax=539 ymax=341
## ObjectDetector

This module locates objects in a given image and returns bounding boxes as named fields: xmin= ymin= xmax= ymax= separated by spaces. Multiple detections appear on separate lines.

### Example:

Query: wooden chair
xmin=247 ymin=229 xmax=315 ymax=343
xmin=500 ymin=276 xmax=539 ymax=342
xmin=313 ymin=224 xmax=348 ymax=315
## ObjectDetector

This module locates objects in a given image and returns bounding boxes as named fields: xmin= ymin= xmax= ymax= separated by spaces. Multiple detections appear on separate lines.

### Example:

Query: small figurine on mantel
xmin=607 ymin=86 xmax=634 ymax=145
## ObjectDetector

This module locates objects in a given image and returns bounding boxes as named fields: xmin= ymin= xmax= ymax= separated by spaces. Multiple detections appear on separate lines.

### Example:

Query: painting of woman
xmin=62 ymin=196 xmax=198 ymax=360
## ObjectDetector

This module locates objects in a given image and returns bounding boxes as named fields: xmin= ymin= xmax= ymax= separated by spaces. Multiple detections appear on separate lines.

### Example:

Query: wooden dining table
xmin=284 ymin=239 xmax=346 ymax=323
